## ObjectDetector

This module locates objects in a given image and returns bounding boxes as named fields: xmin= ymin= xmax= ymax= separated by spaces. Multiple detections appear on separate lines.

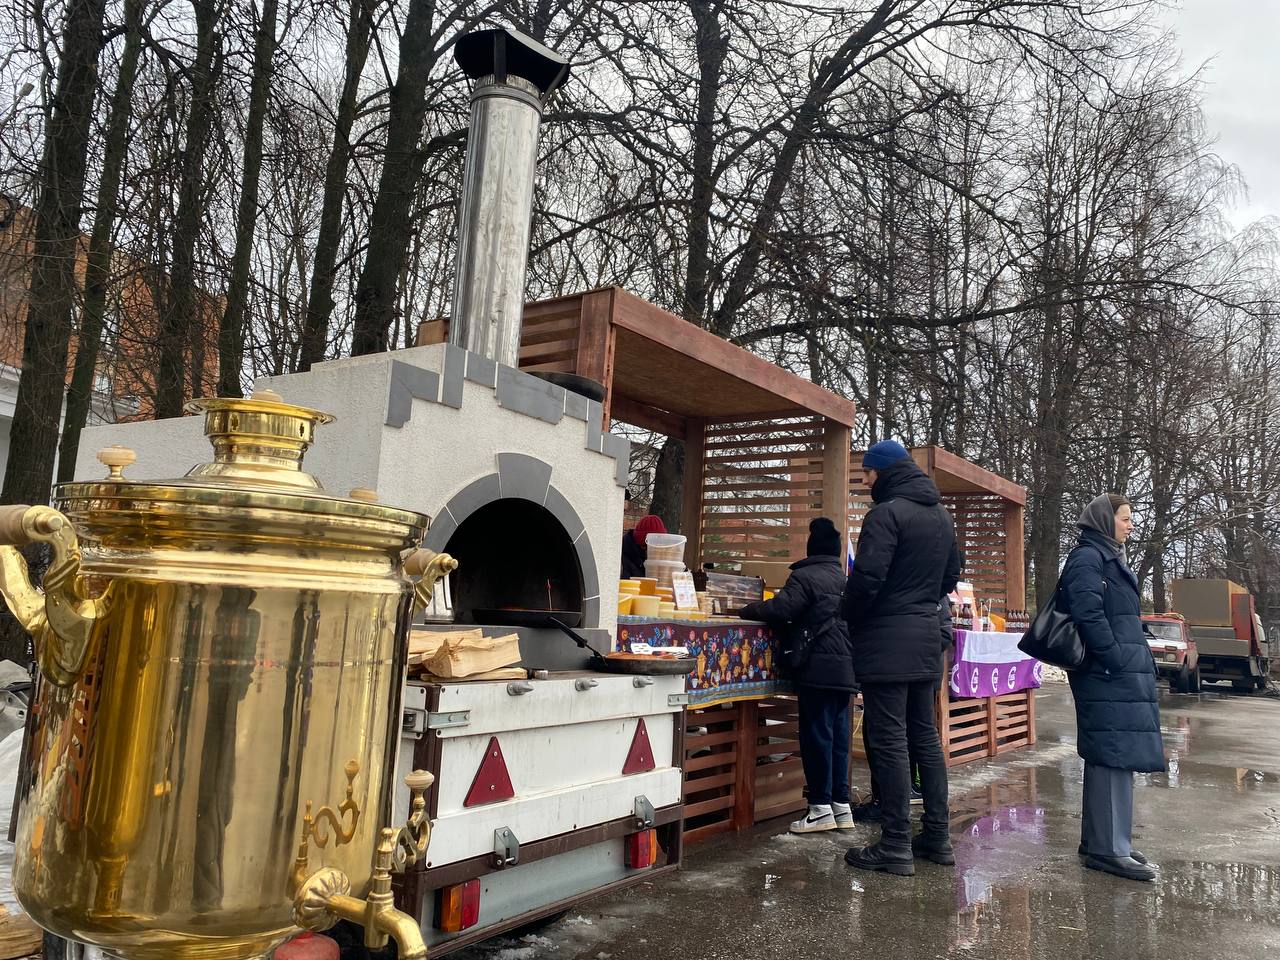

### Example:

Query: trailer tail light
xmin=435 ymin=879 xmax=481 ymax=933
xmin=626 ymin=829 xmax=659 ymax=869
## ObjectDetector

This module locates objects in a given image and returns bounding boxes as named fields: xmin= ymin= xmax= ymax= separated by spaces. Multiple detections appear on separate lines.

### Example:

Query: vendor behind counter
xmin=621 ymin=514 xmax=667 ymax=579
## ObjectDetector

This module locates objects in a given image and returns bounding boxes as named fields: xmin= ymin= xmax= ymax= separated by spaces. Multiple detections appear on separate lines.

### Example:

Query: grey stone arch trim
xmin=422 ymin=453 xmax=602 ymax=628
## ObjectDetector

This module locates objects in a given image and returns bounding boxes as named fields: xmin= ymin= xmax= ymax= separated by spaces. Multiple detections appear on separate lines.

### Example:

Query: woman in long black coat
xmin=1062 ymin=493 xmax=1165 ymax=881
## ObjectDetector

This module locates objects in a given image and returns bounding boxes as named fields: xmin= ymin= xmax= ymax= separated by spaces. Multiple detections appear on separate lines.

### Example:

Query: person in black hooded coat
xmin=841 ymin=441 xmax=960 ymax=876
xmin=741 ymin=517 xmax=856 ymax=834
xmin=1062 ymin=493 xmax=1164 ymax=882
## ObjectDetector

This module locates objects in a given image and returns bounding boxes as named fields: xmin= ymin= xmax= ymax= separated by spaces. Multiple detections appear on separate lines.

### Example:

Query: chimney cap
xmin=454 ymin=26 xmax=570 ymax=96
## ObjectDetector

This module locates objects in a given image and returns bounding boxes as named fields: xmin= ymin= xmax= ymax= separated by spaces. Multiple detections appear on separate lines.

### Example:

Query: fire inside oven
xmin=444 ymin=498 xmax=585 ymax=626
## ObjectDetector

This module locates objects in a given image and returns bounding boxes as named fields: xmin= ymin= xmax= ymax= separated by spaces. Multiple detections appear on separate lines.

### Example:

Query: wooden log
xmin=424 ymin=633 xmax=521 ymax=678
xmin=407 ymin=628 xmax=483 ymax=666
xmin=0 ymin=905 xmax=42 ymax=960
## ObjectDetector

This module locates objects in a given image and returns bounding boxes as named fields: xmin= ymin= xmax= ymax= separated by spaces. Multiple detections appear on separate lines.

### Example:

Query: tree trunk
xmin=56 ymin=0 xmax=144 ymax=483
xmin=0 ymin=0 xmax=107 ymax=661
xmin=681 ymin=0 xmax=726 ymax=328
xmin=648 ymin=437 xmax=684 ymax=534
xmin=349 ymin=0 xmax=438 ymax=357
xmin=153 ymin=0 xmax=221 ymax=418
xmin=1 ymin=0 xmax=107 ymax=506
xmin=297 ymin=0 xmax=374 ymax=371
xmin=217 ymin=0 xmax=279 ymax=396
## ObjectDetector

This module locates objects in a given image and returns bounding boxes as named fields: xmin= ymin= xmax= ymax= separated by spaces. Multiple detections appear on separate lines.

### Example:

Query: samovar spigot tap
xmin=293 ymin=770 xmax=435 ymax=960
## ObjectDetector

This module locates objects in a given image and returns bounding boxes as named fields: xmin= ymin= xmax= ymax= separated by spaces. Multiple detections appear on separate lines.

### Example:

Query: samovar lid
xmin=56 ymin=390 xmax=430 ymax=547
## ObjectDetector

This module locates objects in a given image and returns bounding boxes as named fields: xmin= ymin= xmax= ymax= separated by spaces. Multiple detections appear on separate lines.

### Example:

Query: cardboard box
xmin=739 ymin=560 xmax=794 ymax=592
xmin=1171 ymin=579 xmax=1249 ymax=627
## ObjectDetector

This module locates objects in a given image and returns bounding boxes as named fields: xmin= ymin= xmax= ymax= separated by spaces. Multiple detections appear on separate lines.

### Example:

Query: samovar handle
xmin=0 ymin=504 xmax=110 ymax=686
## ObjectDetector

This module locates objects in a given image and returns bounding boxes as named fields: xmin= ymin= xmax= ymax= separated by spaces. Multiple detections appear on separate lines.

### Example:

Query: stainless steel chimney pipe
xmin=449 ymin=29 xmax=570 ymax=368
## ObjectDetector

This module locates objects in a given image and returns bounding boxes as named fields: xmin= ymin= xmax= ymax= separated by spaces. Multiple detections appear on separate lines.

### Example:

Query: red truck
xmin=1142 ymin=613 xmax=1200 ymax=693
xmin=1168 ymin=579 xmax=1271 ymax=692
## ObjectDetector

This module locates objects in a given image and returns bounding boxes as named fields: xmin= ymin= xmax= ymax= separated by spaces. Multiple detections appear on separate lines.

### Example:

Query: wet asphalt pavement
xmin=458 ymin=682 xmax=1280 ymax=960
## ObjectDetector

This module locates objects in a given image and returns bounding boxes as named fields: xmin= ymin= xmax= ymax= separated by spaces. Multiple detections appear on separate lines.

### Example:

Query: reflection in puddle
xmin=1155 ymin=753 xmax=1280 ymax=791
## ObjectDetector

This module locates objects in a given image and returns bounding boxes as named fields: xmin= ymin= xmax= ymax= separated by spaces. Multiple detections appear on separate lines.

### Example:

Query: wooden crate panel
xmin=683 ymin=706 xmax=740 ymax=839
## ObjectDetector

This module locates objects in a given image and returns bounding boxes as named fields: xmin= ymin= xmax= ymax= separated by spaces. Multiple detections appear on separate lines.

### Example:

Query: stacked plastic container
xmin=644 ymin=533 xmax=687 ymax=588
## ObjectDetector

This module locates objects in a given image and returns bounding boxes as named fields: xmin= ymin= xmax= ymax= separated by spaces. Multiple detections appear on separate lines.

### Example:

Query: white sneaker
xmin=831 ymin=802 xmax=854 ymax=830
xmin=790 ymin=804 xmax=837 ymax=834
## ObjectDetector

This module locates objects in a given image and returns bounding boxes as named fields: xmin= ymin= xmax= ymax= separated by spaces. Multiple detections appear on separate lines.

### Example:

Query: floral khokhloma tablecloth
xmin=616 ymin=616 xmax=789 ymax=708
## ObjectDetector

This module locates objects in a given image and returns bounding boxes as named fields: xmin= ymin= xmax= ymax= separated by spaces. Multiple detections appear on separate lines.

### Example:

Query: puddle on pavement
xmin=1156 ymin=755 xmax=1280 ymax=790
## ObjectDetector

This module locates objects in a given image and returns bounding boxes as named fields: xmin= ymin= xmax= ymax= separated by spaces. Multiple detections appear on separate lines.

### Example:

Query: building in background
xmin=0 ymin=203 xmax=220 ymax=480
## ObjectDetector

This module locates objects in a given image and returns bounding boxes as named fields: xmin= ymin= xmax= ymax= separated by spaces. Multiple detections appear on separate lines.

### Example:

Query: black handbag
xmin=1017 ymin=578 xmax=1086 ymax=670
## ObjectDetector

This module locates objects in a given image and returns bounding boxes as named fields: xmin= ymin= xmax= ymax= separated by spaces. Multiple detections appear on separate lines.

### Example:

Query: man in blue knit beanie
xmin=842 ymin=440 xmax=960 ymax=876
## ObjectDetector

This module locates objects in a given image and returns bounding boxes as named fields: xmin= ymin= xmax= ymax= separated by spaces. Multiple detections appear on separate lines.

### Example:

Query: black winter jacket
xmin=621 ymin=532 xmax=647 ymax=579
xmin=1062 ymin=529 xmax=1166 ymax=772
xmin=740 ymin=555 xmax=855 ymax=692
xmin=842 ymin=459 xmax=961 ymax=683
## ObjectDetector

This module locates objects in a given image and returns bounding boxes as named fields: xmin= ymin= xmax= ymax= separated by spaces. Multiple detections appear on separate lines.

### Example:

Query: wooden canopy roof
xmin=521 ymin=287 xmax=856 ymax=437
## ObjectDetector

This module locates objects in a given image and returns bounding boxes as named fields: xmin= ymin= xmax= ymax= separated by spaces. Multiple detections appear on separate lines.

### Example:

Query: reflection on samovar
xmin=0 ymin=391 xmax=455 ymax=960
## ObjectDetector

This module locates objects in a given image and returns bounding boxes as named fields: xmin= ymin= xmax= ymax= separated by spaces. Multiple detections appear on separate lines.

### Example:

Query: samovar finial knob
xmin=251 ymin=387 xmax=285 ymax=403
xmin=404 ymin=769 xmax=434 ymax=792
xmin=97 ymin=445 xmax=137 ymax=480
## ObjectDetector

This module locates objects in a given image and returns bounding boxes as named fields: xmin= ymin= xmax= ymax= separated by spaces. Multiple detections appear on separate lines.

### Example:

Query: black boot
xmin=850 ymin=799 xmax=883 ymax=822
xmin=1078 ymin=844 xmax=1148 ymax=865
xmin=844 ymin=842 xmax=915 ymax=876
xmin=1084 ymin=855 xmax=1157 ymax=882
xmin=911 ymin=833 xmax=955 ymax=865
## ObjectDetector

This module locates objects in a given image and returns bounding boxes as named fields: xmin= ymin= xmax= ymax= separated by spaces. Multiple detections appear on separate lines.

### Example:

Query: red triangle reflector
xmin=464 ymin=736 xmax=515 ymax=807
xmin=622 ymin=718 xmax=656 ymax=775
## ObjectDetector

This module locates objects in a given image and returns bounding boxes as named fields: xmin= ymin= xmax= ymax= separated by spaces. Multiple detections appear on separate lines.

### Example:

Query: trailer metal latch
xmin=632 ymin=676 xmax=654 ymax=688
xmin=402 ymin=708 xmax=426 ymax=738
xmin=424 ymin=710 xmax=471 ymax=730
xmin=634 ymin=795 xmax=656 ymax=829
xmin=667 ymin=692 xmax=689 ymax=707
xmin=493 ymin=827 xmax=520 ymax=868
xmin=574 ymin=678 xmax=598 ymax=691
xmin=507 ymin=681 xmax=534 ymax=696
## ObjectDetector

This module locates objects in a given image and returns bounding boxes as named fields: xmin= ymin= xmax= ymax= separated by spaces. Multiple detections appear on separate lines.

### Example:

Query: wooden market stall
xmin=419 ymin=287 xmax=856 ymax=841
xmin=849 ymin=446 xmax=1035 ymax=766
xmin=417 ymin=291 xmax=1036 ymax=830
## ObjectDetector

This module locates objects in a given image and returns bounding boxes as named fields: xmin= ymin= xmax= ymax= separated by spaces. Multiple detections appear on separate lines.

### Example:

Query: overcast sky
xmin=1164 ymin=0 xmax=1280 ymax=231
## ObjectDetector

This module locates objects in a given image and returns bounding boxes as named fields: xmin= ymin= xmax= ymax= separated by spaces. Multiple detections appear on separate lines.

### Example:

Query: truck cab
xmin=1142 ymin=613 xmax=1200 ymax=693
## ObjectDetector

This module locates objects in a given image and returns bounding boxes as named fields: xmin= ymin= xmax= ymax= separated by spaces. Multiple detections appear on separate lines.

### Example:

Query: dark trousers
xmin=796 ymin=687 xmax=852 ymax=807
xmin=861 ymin=681 xmax=949 ymax=849
xmin=1081 ymin=762 xmax=1134 ymax=858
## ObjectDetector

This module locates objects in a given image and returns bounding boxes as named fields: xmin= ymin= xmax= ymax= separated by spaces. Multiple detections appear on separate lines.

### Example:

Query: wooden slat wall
xmin=848 ymin=474 xmax=1014 ymax=613
xmin=699 ymin=417 xmax=826 ymax=566
xmin=518 ymin=297 xmax=583 ymax=373
xmin=948 ymin=494 xmax=1011 ymax=613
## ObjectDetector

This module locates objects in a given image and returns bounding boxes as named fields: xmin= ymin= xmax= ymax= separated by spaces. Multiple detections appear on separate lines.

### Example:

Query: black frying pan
xmin=547 ymin=617 xmax=696 ymax=676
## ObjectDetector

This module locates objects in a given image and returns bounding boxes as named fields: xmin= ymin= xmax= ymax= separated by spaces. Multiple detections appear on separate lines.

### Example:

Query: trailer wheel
xmin=1232 ymin=680 xmax=1254 ymax=693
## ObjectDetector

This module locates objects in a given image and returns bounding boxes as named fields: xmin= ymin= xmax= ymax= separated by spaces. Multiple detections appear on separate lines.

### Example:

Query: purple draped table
xmin=949 ymin=629 xmax=1044 ymax=700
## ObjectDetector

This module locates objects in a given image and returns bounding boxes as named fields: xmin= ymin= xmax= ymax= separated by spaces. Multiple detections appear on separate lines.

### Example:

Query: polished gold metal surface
xmin=306 ymin=760 xmax=362 ymax=848
xmin=0 ymin=392 xmax=454 ymax=960
xmin=293 ymin=771 xmax=436 ymax=960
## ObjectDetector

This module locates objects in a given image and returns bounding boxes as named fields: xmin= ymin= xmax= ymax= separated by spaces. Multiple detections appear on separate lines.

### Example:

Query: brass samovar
xmin=0 ymin=391 xmax=455 ymax=960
